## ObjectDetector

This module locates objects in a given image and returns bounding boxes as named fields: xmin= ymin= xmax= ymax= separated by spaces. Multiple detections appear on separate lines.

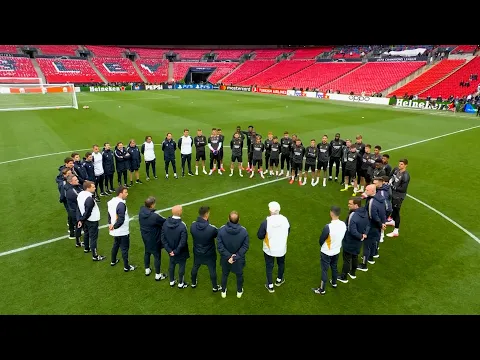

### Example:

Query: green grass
xmin=0 ymin=90 xmax=479 ymax=315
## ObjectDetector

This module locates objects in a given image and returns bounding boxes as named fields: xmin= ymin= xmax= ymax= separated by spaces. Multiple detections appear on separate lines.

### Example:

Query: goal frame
xmin=0 ymin=83 xmax=78 ymax=112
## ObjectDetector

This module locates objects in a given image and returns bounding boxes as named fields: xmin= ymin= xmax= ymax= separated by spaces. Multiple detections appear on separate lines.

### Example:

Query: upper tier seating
xmin=0 ymin=45 xmax=18 ymax=53
xmin=289 ymin=47 xmax=333 ymax=60
xmin=174 ymin=49 xmax=209 ymax=60
xmin=33 ymin=45 xmax=79 ymax=56
xmin=252 ymin=49 xmax=287 ymax=59
xmin=36 ymin=58 xmax=102 ymax=83
xmin=214 ymin=50 xmax=251 ymax=60
xmin=129 ymin=48 xmax=169 ymax=59
xmin=418 ymin=56 xmax=480 ymax=98
xmin=91 ymin=57 xmax=141 ymax=82
xmin=271 ymin=62 xmax=362 ymax=90
xmin=388 ymin=59 xmax=466 ymax=97
xmin=0 ymin=56 xmax=38 ymax=79
xmin=171 ymin=62 xmax=239 ymax=83
xmin=135 ymin=59 xmax=169 ymax=83
xmin=238 ymin=60 xmax=315 ymax=87
xmin=85 ymin=45 xmax=127 ymax=58
xmin=450 ymin=45 xmax=477 ymax=54
xmin=220 ymin=60 xmax=275 ymax=84
xmin=324 ymin=61 xmax=426 ymax=94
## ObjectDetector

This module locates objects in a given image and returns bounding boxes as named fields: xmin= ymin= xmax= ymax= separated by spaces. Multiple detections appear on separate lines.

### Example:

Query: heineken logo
xmin=395 ymin=99 xmax=449 ymax=110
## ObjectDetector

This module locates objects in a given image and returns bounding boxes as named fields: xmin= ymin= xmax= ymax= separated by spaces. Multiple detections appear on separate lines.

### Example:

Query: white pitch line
xmin=1 ymin=125 xmax=480 ymax=257
xmin=81 ymin=96 xmax=180 ymax=103
xmin=0 ymin=177 xmax=285 ymax=257
xmin=406 ymin=194 xmax=480 ymax=245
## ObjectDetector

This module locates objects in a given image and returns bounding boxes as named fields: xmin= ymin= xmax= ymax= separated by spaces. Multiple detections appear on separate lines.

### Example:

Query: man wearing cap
xmin=312 ymin=205 xmax=346 ymax=295
xmin=257 ymin=201 xmax=290 ymax=293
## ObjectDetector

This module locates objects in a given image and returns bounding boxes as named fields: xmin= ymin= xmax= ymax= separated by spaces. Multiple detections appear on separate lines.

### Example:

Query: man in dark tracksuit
xmin=114 ymin=142 xmax=130 ymax=187
xmin=340 ymin=140 xmax=352 ymax=185
xmin=279 ymin=132 xmax=292 ymax=176
xmin=190 ymin=206 xmax=221 ymax=292
xmin=354 ymin=135 xmax=366 ymax=184
xmin=328 ymin=133 xmax=345 ymax=182
xmin=161 ymin=133 xmax=178 ymax=179
xmin=372 ymin=177 xmax=392 ymax=255
xmin=337 ymin=197 xmax=370 ymax=283
xmin=161 ymin=205 xmax=189 ymax=288
xmin=230 ymin=133 xmax=244 ymax=176
xmin=264 ymin=133 xmax=274 ymax=176
xmin=82 ymin=152 xmax=97 ymax=201
xmin=139 ymin=196 xmax=167 ymax=281
xmin=250 ymin=137 xmax=265 ymax=178
xmin=65 ymin=175 xmax=83 ymax=247
xmin=358 ymin=185 xmax=386 ymax=271
xmin=126 ymin=140 xmax=142 ymax=185
xmin=102 ymin=143 xmax=115 ymax=194
xmin=217 ymin=211 xmax=249 ymax=298
xmin=289 ymin=139 xmax=305 ymax=185
xmin=71 ymin=152 xmax=87 ymax=185
xmin=246 ymin=131 xmax=259 ymax=171
xmin=57 ymin=166 xmax=72 ymax=226
xmin=217 ymin=129 xmax=226 ymax=171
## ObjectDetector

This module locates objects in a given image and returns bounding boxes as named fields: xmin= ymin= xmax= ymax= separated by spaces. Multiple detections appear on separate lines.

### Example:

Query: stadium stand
xmin=129 ymin=47 xmax=169 ymax=59
xmin=171 ymin=62 xmax=239 ymax=83
xmin=135 ymin=59 xmax=169 ymax=83
xmin=0 ymin=45 xmax=18 ymax=54
xmin=271 ymin=62 xmax=362 ymax=90
xmin=238 ymin=60 xmax=315 ymax=87
xmin=0 ymin=56 xmax=38 ymax=79
xmin=36 ymin=58 xmax=103 ymax=83
xmin=174 ymin=49 xmax=209 ymax=60
xmin=324 ymin=61 xmax=426 ymax=94
xmin=289 ymin=47 xmax=333 ymax=60
xmin=450 ymin=45 xmax=477 ymax=54
xmin=388 ymin=59 xmax=466 ymax=97
xmin=220 ymin=60 xmax=276 ymax=84
xmin=418 ymin=56 xmax=480 ymax=98
xmin=252 ymin=49 xmax=287 ymax=59
xmin=34 ymin=45 xmax=79 ymax=56
xmin=85 ymin=45 xmax=127 ymax=58
xmin=214 ymin=49 xmax=251 ymax=60
xmin=91 ymin=57 xmax=142 ymax=82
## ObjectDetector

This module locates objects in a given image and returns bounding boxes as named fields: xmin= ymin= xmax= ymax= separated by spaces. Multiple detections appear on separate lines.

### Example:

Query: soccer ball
xmin=213 ymin=150 xmax=218 ymax=155
xmin=83 ymin=105 xmax=90 ymax=109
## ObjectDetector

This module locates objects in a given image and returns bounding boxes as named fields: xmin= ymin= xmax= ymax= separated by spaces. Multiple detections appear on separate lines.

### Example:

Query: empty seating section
xmin=214 ymin=50 xmax=250 ymax=60
xmin=207 ymin=63 xmax=239 ymax=84
xmin=451 ymin=45 xmax=477 ymax=54
xmin=389 ymin=59 xmax=466 ymax=97
xmin=36 ymin=58 xmax=102 ymax=83
xmin=135 ymin=59 xmax=169 ymax=83
xmin=221 ymin=60 xmax=275 ymax=84
xmin=238 ymin=60 xmax=315 ymax=87
xmin=85 ymin=45 xmax=126 ymax=58
xmin=271 ymin=62 xmax=361 ymax=90
xmin=418 ymin=57 xmax=480 ymax=98
xmin=0 ymin=45 xmax=18 ymax=53
xmin=91 ymin=57 xmax=141 ymax=82
xmin=253 ymin=49 xmax=286 ymax=59
xmin=0 ymin=56 xmax=37 ymax=79
xmin=325 ymin=62 xmax=426 ymax=95
xmin=174 ymin=49 xmax=208 ymax=60
xmin=290 ymin=47 xmax=332 ymax=59
xmin=34 ymin=45 xmax=79 ymax=56
xmin=130 ymin=48 xmax=168 ymax=59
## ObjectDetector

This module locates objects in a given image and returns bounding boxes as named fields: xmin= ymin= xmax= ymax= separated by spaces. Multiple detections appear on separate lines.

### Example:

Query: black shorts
xmin=196 ymin=152 xmax=206 ymax=161
xmin=269 ymin=158 xmax=279 ymax=167
xmin=292 ymin=162 xmax=303 ymax=173
xmin=231 ymin=155 xmax=243 ymax=163
xmin=392 ymin=196 xmax=404 ymax=209
xmin=129 ymin=166 xmax=139 ymax=172
xmin=210 ymin=152 xmax=220 ymax=161
xmin=252 ymin=159 xmax=262 ymax=167
xmin=359 ymin=169 xmax=371 ymax=181
xmin=346 ymin=168 xmax=356 ymax=179
xmin=317 ymin=161 xmax=328 ymax=171
xmin=219 ymin=148 xmax=224 ymax=160
xmin=305 ymin=163 xmax=316 ymax=172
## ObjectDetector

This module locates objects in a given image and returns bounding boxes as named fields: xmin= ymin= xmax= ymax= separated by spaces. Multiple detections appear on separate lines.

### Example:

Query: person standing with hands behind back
xmin=312 ymin=206 xmax=346 ymax=295
xmin=141 ymin=136 xmax=157 ymax=181
xmin=217 ymin=211 xmax=249 ymax=299
xmin=161 ymin=205 xmax=190 ymax=289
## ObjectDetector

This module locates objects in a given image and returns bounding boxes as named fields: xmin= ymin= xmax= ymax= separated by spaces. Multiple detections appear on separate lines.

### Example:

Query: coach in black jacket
xmin=65 ymin=174 xmax=83 ymax=247
xmin=190 ymin=206 xmax=221 ymax=292
xmin=338 ymin=197 xmax=370 ymax=283
xmin=217 ymin=211 xmax=249 ymax=298
xmin=161 ymin=205 xmax=190 ymax=288
xmin=139 ymin=196 xmax=167 ymax=281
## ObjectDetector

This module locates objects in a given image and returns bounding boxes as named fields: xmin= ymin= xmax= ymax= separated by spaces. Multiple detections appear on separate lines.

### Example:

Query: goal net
xmin=0 ymin=83 xmax=78 ymax=112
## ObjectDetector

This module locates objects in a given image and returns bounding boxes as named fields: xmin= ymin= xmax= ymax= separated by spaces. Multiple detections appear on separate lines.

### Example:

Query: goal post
xmin=0 ymin=83 xmax=78 ymax=112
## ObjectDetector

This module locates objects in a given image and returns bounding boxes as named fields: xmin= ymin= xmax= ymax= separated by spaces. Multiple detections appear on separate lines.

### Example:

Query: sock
xmin=268 ymin=284 xmax=274 ymax=289
xmin=195 ymin=165 xmax=198 ymax=171
xmin=239 ymin=168 xmax=242 ymax=175
xmin=260 ymin=171 xmax=264 ymax=176
xmin=344 ymin=183 xmax=348 ymax=189
xmin=393 ymin=228 xmax=399 ymax=233
xmin=203 ymin=166 xmax=206 ymax=171
xmin=354 ymin=187 xmax=358 ymax=192
xmin=299 ymin=177 xmax=302 ymax=182
xmin=230 ymin=168 xmax=233 ymax=174
xmin=291 ymin=176 xmax=294 ymax=180
xmin=360 ymin=186 xmax=364 ymax=192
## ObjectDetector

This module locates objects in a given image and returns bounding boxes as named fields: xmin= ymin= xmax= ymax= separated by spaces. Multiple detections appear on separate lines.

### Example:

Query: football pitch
xmin=0 ymin=89 xmax=479 ymax=315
